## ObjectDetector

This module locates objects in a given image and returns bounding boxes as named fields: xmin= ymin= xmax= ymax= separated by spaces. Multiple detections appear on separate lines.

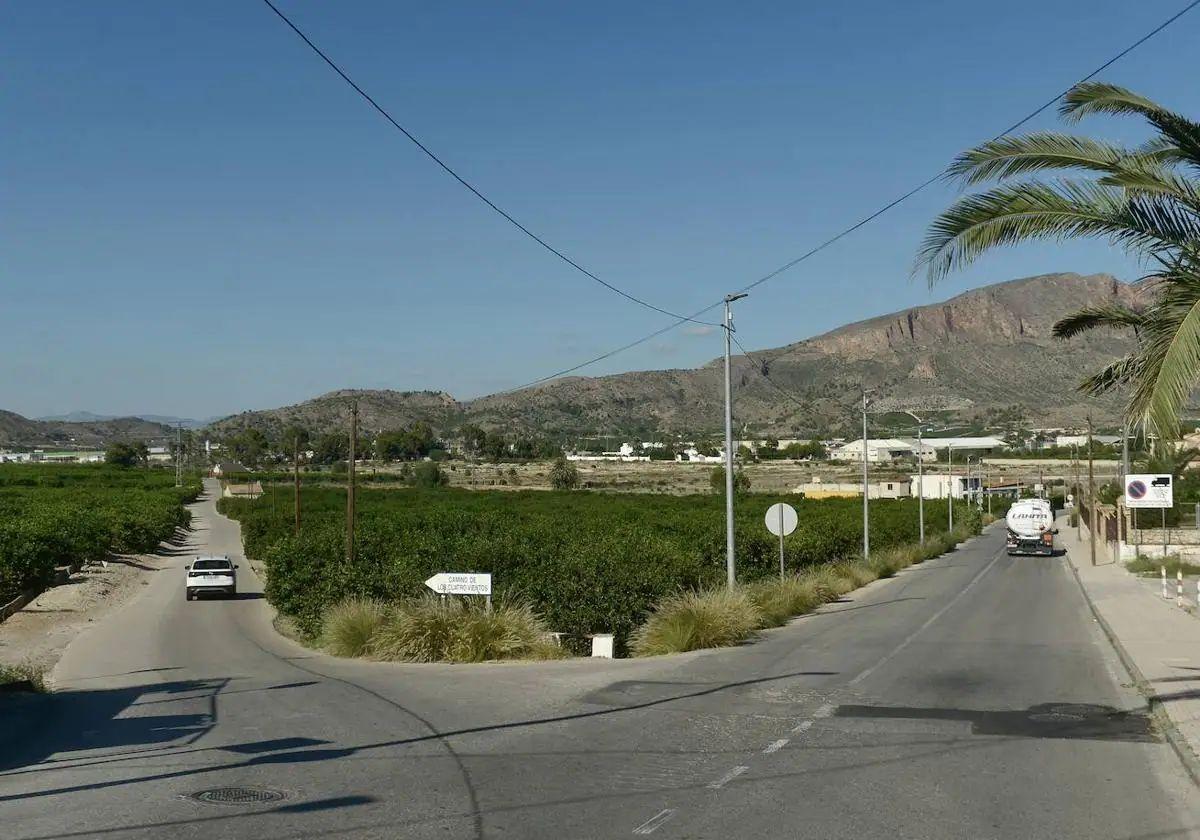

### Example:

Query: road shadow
xmin=834 ymin=701 xmax=1157 ymax=742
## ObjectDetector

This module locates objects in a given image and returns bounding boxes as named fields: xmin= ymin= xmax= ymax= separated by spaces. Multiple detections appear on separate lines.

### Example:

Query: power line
xmin=506 ymin=0 xmax=1200 ymax=390
xmin=257 ymin=0 xmax=715 ymax=327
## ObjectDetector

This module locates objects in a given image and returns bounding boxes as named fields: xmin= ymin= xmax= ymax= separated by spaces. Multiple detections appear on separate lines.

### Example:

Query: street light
xmin=897 ymin=410 xmax=926 ymax=546
xmin=861 ymin=388 xmax=873 ymax=560
xmin=722 ymin=292 xmax=748 ymax=587
xmin=948 ymin=443 xmax=954 ymax=530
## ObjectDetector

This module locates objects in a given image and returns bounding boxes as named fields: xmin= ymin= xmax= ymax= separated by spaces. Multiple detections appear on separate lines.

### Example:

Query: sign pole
xmin=778 ymin=504 xmax=785 ymax=579
xmin=1163 ymin=507 xmax=1168 ymax=562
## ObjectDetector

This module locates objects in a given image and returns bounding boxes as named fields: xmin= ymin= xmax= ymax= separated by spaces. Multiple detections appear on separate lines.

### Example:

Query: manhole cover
xmin=190 ymin=787 xmax=287 ymax=806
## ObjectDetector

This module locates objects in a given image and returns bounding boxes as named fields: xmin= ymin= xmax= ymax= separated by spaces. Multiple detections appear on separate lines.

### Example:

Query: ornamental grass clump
xmin=629 ymin=588 xmax=762 ymax=656
xmin=746 ymin=575 xmax=825 ymax=628
xmin=365 ymin=595 xmax=558 ymax=663
xmin=321 ymin=597 xmax=387 ymax=658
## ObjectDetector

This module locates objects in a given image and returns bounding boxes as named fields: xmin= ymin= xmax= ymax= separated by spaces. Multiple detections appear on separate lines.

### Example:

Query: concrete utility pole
xmin=948 ymin=444 xmax=954 ymax=530
xmin=293 ymin=435 xmax=302 ymax=536
xmin=861 ymin=388 xmax=871 ymax=560
xmin=1121 ymin=419 xmax=1131 ymax=488
xmin=722 ymin=293 xmax=747 ymax=587
xmin=900 ymin=411 xmax=926 ymax=546
xmin=1088 ymin=414 xmax=1096 ymax=567
xmin=175 ymin=424 xmax=182 ymax=487
xmin=347 ymin=400 xmax=358 ymax=564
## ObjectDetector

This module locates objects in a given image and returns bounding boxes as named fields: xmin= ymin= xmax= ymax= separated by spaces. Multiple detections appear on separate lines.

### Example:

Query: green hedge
xmin=0 ymin=465 xmax=201 ymax=602
xmin=221 ymin=487 xmax=974 ymax=648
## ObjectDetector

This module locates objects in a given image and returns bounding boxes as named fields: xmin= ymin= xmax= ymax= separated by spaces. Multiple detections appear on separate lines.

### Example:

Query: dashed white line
xmin=707 ymin=765 xmax=749 ymax=789
xmin=791 ymin=719 xmax=814 ymax=734
xmin=632 ymin=809 xmax=677 ymax=835
xmin=848 ymin=547 xmax=1005 ymax=687
xmin=762 ymin=738 xmax=789 ymax=754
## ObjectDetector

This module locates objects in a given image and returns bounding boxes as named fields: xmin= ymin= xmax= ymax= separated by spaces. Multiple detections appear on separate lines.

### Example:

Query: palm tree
xmin=917 ymin=82 xmax=1200 ymax=440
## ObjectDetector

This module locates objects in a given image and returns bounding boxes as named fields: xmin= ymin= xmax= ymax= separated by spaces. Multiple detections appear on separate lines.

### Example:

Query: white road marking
xmin=791 ymin=720 xmax=814 ymax=734
xmin=707 ymin=766 xmax=749 ymax=789
xmin=812 ymin=703 xmax=835 ymax=719
xmin=632 ymin=809 xmax=677 ymax=835
xmin=848 ymin=546 xmax=1005 ymax=687
xmin=763 ymin=738 xmax=789 ymax=754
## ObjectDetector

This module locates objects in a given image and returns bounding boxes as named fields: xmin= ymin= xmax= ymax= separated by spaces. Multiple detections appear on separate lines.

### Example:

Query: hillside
xmin=0 ymin=411 xmax=175 ymax=448
xmin=207 ymin=390 xmax=465 ymax=439
xmin=470 ymin=272 xmax=1141 ymax=435
xmin=201 ymin=272 xmax=1143 ymax=439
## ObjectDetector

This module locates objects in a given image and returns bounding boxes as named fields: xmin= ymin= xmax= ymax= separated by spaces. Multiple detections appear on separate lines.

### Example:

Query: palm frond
xmin=917 ymin=180 xmax=1200 ymax=283
xmin=1060 ymin=82 xmax=1200 ymax=169
xmin=1059 ymin=82 xmax=1165 ymax=122
xmin=1053 ymin=304 xmax=1147 ymax=338
xmin=944 ymin=133 xmax=1132 ymax=185
xmin=1078 ymin=353 xmax=1142 ymax=394
xmin=1128 ymin=278 xmax=1200 ymax=437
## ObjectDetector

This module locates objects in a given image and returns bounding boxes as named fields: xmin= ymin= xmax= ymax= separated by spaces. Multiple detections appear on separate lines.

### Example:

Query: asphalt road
xmin=2 ymin=483 xmax=1197 ymax=839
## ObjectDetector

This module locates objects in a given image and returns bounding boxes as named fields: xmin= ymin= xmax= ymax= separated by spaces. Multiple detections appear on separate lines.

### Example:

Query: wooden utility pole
xmin=1088 ymin=414 xmax=1096 ymax=566
xmin=1080 ymin=444 xmax=1089 ymax=542
xmin=293 ymin=435 xmax=302 ymax=536
xmin=347 ymin=400 xmax=358 ymax=564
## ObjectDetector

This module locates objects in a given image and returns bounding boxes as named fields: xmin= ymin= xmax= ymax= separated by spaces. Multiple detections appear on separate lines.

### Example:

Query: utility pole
xmin=1080 ymin=444 xmax=1089 ymax=542
xmin=892 ymin=410 xmax=926 ymax=544
xmin=347 ymin=400 xmax=358 ymax=564
xmin=175 ymin=424 xmax=182 ymax=487
xmin=1088 ymin=414 xmax=1096 ymax=566
xmin=722 ymin=293 xmax=747 ymax=587
xmin=293 ymin=434 xmax=302 ymax=536
xmin=948 ymin=444 xmax=954 ymax=530
xmin=1121 ymin=419 xmax=1130 ymax=488
xmin=861 ymin=388 xmax=871 ymax=560
xmin=986 ymin=466 xmax=991 ymax=515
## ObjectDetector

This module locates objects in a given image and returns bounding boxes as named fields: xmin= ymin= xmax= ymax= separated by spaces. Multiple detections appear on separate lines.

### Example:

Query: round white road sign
xmin=765 ymin=502 xmax=799 ymax=537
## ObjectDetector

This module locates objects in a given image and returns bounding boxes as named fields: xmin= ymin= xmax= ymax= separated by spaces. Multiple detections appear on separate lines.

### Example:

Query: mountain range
xmin=0 ymin=412 xmax=176 ymax=449
xmin=204 ymin=271 xmax=1142 ymax=441
xmin=35 ymin=412 xmax=212 ymax=429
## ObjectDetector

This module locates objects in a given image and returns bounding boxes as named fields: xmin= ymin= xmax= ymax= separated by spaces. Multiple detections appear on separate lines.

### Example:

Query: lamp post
xmin=898 ymin=410 xmax=926 ymax=546
xmin=948 ymin=443 xmax=954 ymax=530
xmin=861 ymin=388 xmax=872 ymax=560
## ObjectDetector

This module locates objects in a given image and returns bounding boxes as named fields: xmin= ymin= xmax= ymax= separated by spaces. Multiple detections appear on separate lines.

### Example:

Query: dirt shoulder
xmin=0 ymin=551 xmax=168 ymax=681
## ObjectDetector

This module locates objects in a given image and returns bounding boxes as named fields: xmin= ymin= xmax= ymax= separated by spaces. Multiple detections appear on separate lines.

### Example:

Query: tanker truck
xmin=1005 ymin=498 xmax=1056 ymax=555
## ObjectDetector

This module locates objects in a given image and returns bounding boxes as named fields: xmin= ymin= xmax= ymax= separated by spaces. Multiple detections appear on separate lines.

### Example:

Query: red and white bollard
xmin=1178 ymin=569 xmax=1184 ymax=607
xmin=1162 ymin=566 xmax=1170 ymax=599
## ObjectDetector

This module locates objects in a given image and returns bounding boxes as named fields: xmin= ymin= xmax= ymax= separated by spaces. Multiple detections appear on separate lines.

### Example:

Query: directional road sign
xmin=1125 ymin=474 xmax=1173 ymax=509
xmin=424 ymin=572 xmax=493 ymax=596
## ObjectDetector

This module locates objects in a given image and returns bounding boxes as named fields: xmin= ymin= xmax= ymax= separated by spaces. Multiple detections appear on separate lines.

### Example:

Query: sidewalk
xmin=1059 ymin=511 xmax=1200 ymax=779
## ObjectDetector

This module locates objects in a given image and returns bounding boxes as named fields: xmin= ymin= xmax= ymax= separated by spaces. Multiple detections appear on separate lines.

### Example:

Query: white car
xmin=185 ymin=556 xmax=238 ymax=600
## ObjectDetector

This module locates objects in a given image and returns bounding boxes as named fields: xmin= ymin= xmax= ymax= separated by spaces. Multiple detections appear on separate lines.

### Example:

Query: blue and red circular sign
xmin=1127 ymin=480 xmax=1147 ymax=500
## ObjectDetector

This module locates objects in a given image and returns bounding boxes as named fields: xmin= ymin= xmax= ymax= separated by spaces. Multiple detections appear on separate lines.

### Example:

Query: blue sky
xmin=5 ymin=0 xmax=1199 ymax=419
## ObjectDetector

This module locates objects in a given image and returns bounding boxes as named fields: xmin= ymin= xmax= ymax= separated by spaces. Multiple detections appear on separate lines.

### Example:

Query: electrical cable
xmin=257 ymin=0 xmax=717 ymax=327
xmin=507 ymin=0 xmax=1200 ymax=389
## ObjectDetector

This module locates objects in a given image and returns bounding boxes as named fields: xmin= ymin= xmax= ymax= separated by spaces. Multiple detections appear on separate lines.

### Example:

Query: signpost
xmin=765 ymin=502 xmax=798 ymax=578
xmin=425 ymin=572 xmax=493 ymax=610
xmin=1125 ymin=474 xmax=1174 ymax=560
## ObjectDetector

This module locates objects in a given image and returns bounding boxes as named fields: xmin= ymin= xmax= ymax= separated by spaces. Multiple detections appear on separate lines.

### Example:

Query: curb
xmin=1064 ymin=558 xmax=1200 ymax=788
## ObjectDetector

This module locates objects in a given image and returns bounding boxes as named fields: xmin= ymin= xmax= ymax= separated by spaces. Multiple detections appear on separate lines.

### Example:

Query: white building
xmin=676 ymin=447 xmax=724 ymax=464
xmin=794 ymin=477 xmax=910 ymax=499
xmin=565 ymin=443 xmax=650 ymax=462
xmin=1055 ymin=434 xmax=1121 ymax=448
xmin=830 ymin=438 xmax=936 ymax=463
xmin=910 ymin=473 xmax=983 ymax=500
xmin=922 ymin=436 xmax=1007 ymax=455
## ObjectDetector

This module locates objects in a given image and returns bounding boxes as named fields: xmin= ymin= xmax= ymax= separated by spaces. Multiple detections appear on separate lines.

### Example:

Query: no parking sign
xmin=1125 ymin=474 xmax=1173 ymax=509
